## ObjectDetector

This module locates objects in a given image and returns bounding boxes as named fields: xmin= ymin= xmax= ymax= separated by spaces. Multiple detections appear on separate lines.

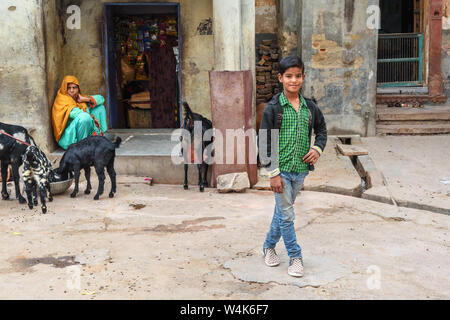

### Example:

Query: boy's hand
xmin=303 ymin=148 xmax=320 ymax=165
xmin=270 ymin=175 xmax=285 ymax=194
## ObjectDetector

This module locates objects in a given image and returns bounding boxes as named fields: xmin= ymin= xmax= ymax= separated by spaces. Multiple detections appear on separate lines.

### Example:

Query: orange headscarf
xmin=51 ymin=75 xmax=88 ymax=142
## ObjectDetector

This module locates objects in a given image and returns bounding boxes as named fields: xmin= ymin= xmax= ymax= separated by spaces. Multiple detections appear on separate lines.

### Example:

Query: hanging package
xmin=166 ymin=18 xmax=177 ymax=37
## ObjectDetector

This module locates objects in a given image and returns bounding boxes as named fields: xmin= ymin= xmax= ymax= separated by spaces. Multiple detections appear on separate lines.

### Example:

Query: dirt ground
xmin=0 ymin=176 xmax=448 ymax=300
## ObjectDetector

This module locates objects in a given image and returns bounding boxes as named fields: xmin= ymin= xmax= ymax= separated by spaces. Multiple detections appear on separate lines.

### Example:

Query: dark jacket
xmin=258 ymin=93 xmax=327 ymax=172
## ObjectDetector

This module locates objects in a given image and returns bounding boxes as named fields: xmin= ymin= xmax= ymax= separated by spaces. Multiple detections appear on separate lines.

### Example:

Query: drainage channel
xmin=338 ymin=137 xmax=369 ymax=197
xmin=337 ymin=136 xmax=449 ymax=216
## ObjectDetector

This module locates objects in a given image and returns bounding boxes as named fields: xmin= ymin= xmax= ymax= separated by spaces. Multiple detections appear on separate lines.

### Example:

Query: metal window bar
xmin=377 ymin=33 xmax=423 ymax=87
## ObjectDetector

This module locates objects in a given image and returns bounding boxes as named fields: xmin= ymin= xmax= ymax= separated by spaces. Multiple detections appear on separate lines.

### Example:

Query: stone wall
xmin=299 ymin=0 xmax=379 ymax=136
xmin=0 ymin=0 xmax=53 ymax=152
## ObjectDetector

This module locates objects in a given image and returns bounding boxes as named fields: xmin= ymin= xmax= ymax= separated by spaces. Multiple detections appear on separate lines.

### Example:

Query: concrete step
xmin=49 ymin=130 xmax=212 ymax=186
xmin=377 ymin=120 xmax=450 ymax=126
xmin=376 ymin=123 xmax=450 ymax=134
xmin=377 ymin=106 xmax=450 ymax=121
xmin=49 ymin=153 xmax=212 ymax=186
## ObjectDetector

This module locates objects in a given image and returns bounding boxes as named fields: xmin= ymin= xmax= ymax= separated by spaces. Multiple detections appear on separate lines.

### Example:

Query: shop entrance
xmin=104 ymin=3 xmax=181 ymax=129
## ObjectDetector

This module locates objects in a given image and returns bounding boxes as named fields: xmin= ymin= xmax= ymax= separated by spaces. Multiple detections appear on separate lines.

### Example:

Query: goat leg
xmin=202 ymin=163 xmax=209 ymax=188
xmin=106 ymin=161 xmax=116 ymax=198
xmin=39 ymin=183 xmax=47 ymax=214
xmin=46 ymin=181 xmax=53 ymax=202
xmin=94 ymin=166 xmax=105 ymax=200
xmin=11 ymin=163 xmax=26 ymax=204
xmin=32 ymin=181 xmax=38 ymax=206
xmin=1 ymin=162 xmax=9 ymax=200
xmin=184 ymin=164 xmax=188 ymax=190
xmin=70 ymin=166 xmax=81 ymax=198
xmin=24 ymin=179 xmax=34 ymax=210
xmin=84 ymin=166 xmax=92 ymax=195
xmin=197 ymin=164 xmax=204 ymax=192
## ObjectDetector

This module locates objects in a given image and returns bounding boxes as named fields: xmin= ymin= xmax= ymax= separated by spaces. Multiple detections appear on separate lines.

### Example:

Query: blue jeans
xmin=263 ymin=171 xmax=308 ymax=262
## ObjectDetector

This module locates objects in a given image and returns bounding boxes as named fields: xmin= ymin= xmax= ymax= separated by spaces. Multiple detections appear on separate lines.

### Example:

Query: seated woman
xmin=52 ymin=75 xmax=108 ymax=150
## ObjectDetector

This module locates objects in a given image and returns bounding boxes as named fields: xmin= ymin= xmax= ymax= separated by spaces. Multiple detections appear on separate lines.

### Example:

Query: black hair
xmin=279 ymin=55 xmax=305 ymax=75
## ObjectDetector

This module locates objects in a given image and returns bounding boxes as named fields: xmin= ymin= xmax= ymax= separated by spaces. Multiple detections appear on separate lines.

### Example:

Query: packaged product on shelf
xmin=144 ymin=39 xmax=152 ymax=53
xmin=166 ymin=18 xmax=177 ymax=37
xmin=159 ymin=22 xmax=167 ymax=48
xmin=150 ymin=21 xmax=159 ymax=44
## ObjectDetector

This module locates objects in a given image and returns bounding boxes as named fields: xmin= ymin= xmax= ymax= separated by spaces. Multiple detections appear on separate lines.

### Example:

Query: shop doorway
xmin=377 ymin=0 xmax=424 ymax=87
xmin=104 ymin=3 xmax=181 ymax=129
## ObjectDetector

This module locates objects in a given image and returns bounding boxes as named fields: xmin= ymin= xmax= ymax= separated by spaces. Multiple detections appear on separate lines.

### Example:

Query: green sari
xmin=58 ymin=95 xmax=108 ymax=150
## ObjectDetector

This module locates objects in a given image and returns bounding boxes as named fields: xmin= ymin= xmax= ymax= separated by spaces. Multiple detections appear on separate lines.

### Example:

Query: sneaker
xmin=264 ymin=248 xmax=280 ymax=267
xmin=288 ymin=258 xmax=304 ymax=277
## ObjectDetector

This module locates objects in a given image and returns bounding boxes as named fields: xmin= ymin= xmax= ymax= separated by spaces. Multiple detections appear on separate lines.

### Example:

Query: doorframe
xmin=376 ymin=0 xmax=446 ymax=102
xmin=104 ymin=2 xmax=182 ymax=129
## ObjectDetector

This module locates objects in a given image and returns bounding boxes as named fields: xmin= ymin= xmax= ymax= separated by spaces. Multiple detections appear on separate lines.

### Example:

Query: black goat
xmin=57 ymin=136 xmax=122 ymax=200
xmin=22 ymin=145 xmax=57 ymax=214
xmin=180 ymin=101 xmax=213 ymax=192
xmin=0 ymin=122 xmax=36 ymax=204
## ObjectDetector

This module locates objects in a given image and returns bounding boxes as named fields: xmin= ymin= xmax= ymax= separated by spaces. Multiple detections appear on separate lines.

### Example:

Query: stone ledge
xmin=376 ymin=94 xmax=447 ymax=104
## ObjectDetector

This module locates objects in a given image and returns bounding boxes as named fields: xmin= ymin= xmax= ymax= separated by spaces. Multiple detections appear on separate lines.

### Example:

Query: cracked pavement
xmin=0 ymin=177 xmax=448 ymax=299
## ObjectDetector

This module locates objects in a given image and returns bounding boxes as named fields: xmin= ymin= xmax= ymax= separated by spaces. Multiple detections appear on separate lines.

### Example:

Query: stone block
xmin=336 ymin=144 xmax=369 ymax=156
xmin=217 ymin=172 xmax=250 ymax=193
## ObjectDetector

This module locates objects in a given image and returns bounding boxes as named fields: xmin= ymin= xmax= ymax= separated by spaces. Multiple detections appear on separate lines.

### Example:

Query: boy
xmin=259 ymin=55 xmax=327 ymax=277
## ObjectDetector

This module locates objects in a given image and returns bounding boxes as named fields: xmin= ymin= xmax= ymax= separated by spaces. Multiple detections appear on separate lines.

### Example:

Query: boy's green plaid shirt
xmin=278 ymin=92 xmax=310 ymax=173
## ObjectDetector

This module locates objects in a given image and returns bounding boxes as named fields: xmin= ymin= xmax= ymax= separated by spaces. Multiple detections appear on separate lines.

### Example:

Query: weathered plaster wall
xmin=255 ymin=0 xmax=277 ymax=51
xmin=59 ymin=0 xmax=214 ymax=121
xmin=256 ymin=0 xmax=299 ymax=59
xmin=179 ymin=0 xmax=214 ymax=120
xmin=299 ymin=0 xmax=379 ymax=136
xmin=277 ymin=0 xmax=299 ymax=57
xmin=0 ymin=0 xmax=53 ymax=152
xmin=444 ymin=0 xmax=450 ymax=29
xmin=43 ymin=0 xmax=65 ymax=151
xmin=256 ymin=0 xmax=277 ymax=34
xmin=443 ymin=0 xmax=450 ymax=99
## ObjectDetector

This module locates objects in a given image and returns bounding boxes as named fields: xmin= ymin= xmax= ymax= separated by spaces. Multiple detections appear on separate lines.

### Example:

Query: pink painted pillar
xmin=209 ymin=70 xmax=258 ymax=187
